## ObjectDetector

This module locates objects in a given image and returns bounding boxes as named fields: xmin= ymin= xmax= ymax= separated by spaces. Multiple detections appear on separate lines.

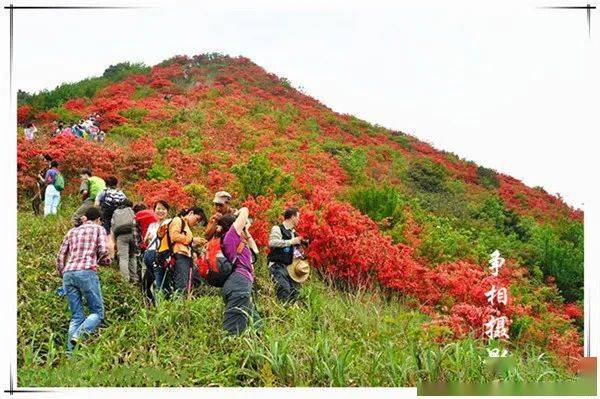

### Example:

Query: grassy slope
xmin=17 ymin=203 xmax=574 ymax=387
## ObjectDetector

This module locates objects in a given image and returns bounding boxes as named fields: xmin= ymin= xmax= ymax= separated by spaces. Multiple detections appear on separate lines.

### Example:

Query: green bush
xmin=231 ymin=154 xmax=291 ymax=198
xmin=146 ymin=160 xmax=173 ymax=181
xmin=348 ymin=186 xmax=403 ymax=222
xmin=477 ymin=166 xmax=500 ymax=189
xmin=274 ymin=103 xmax=298 ymax=132
xmin=120 ymin=107 xmax=149 ymax=124
xmin=155 ymin=136 xmax=182 ymax=153
xmin=418 ymin=218 xmax=475 ymax=264
xmin=527 ymin=220 xmax=584 ymax=302
xmin=339 ymin=148 xmax=368 ymax=184
xmin=407 ymin=158 xmax=448 ymax=193
xmin=110 ymin=124 xmax=144 ymax=139
xmin=132 ymin=85 xmax=155 ymax=100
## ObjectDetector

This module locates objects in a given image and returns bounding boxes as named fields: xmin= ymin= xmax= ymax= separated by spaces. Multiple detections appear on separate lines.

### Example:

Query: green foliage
xmin=274 ymin=103 xmax=298 ymax=132
xmin=231 ymin=154 xmax=291 ymax=198
xmin=476 ymin=197 xmax=532 ymax=241
xmin=155 ymin=136 xmax=182 ymax=153
xmin=132 ymin=85 xmax=155 ymax=100
xmin=527 ymin=220 xmax=584 ymax=302
xmin=212 ymin=111 xmax=228 ymax=129
xmin=109 ymin=124 xmax=145 ymax=139
xmin=120 ymin=107 xmax=148 ymax=124
xmin=339 ymin=148 xmax=368 ymax=184
xmin=389 ymin=133 xmax=412 ymax=149
xmin=321 ymin=139 xmax=353 ymax=157
xmin=249 ymin=101 xmax=272 ymax=119
xmin=418 ymin=218 xmax=475 ymax=264
xmin=304 ymin=117 xmax=321 ymax=136
xmin=102 ymin=62 xmax=150 ymax=80
xmin=189 ymin=108 xmax=206 ymax=125
xmin=407 ymin=158 xmax=448 ymax=193
xmin=183 ymin=183 xmax=212 ymax=210
xmin=477 ymin=166 xmax=500 ymax=189
xmin=348 ymin=186 xmax=403 ymax=222
xmin=146 ymin=159 xmax=173 ymax=181
xmin=51 ymin=107 xmax=80 ymax=124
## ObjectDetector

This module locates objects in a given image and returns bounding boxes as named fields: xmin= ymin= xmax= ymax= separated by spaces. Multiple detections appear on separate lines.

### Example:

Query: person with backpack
xmin=95 ymin=176 xmax=127 ymax=233
xmin=267 ymin=207 xmax=306 ymax=302
xmin=218 ymin=207 xmax=260 ymax=335
xmin=72 ymin=168 xmax=106 ymax=226
xmin=110 ymin=199 xmax=139 ymax=283
xmin=56 ymin=206 xmax=112 ymax=353
xmin=157 ymin=206 xmax=206 ymax=298
xmin=43 ymin=160 xmax=64 ymax=216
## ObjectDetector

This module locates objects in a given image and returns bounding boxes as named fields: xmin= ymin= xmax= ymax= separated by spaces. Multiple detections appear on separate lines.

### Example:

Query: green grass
xmin=17 ymin=205 xmax=577 ymax=387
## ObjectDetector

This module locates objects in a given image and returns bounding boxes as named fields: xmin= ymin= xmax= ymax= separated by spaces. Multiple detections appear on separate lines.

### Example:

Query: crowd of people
xmin=23 ymin=113 xmax=106 ymax=143
xmin=41 ymin=163 xmax=310 ymax=354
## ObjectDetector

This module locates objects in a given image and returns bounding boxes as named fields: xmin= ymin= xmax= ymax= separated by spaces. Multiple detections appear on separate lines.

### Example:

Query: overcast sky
xmin=12 ymin=0 xmax=600 ymax=208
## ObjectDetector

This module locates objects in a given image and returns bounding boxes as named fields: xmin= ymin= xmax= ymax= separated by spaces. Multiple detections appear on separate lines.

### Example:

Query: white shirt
xmin=145 ymin=219 xmax=171 ymax=251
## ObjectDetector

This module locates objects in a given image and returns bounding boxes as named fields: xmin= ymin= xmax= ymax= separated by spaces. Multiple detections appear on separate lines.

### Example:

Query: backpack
xmin=199 ymin=233 xmax=247 ymax=288
xmin=100 ymin=188 xmax=127 ymax=212
xmin=112 ymin=207 xmax=135 ymax=236
xmin=53 ymin=172 xmax=65 ymax=191
xmin=155 ymin=217 xmax=186 ymax=270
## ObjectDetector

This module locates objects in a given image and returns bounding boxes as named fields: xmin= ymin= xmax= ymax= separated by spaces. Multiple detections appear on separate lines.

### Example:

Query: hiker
xmin=218 ymin=207 xmax=260 ymax=335
xmin=52 ymin=123 xmax=62 ymax=137
xmin=159 ymin=206 xmax=206 ymax=297
xmin=141 ymin=201 xmax=170 ymax=298
xmin=95 ymin=176 xmax=127 ymax=233
xmin=110 ymin=199 xmax=139 ymax=283
xmin=24 ymin=122 xmax=37 ymax=140
xmin=97 ymin=130 xmax=106 ymax=143
xmin=204 ymin=191 xmax=235 ymax=240
xmin=56 ymin=206 xmax=112 ymax=353
xmin=267 ymin=207 xmax=306 ymax=302
xmin=32 ymin=154 xmax=53 ymax=215
xmin=71 ymin=169 xmax=105 ymax=226
xmin=43 ymin=160 xmax=64 ymax=216
xmin=132 ymin=202 xmax=159 ymax=302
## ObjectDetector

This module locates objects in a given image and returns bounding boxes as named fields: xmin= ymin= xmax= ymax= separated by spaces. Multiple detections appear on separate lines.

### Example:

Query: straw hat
xmin=213 ymin=191 xmax=232 ymax=204
xmin=287 ymin=259 xmax=310 ymax=283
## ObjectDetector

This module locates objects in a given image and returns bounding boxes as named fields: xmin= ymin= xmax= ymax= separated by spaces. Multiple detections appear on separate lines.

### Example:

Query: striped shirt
xmin=56 ymin=222 xmax=111 ymax=275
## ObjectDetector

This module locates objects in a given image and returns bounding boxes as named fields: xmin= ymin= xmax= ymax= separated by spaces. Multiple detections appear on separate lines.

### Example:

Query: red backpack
xmin=197 ymin=234 xmax=248 ymax=287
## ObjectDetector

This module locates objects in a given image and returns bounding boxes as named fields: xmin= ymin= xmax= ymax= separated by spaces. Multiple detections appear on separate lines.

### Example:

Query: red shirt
xmin=135 ymin=209 xmax=158 ymax=250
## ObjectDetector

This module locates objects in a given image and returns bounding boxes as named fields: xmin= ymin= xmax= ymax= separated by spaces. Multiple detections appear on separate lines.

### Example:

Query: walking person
xmin=43 ymin=160 xmax=64 ymax=216
xmin=267 ymin=207 xmax=305 ymax=302
xmin=142 ymin=201 xmax=170 ymax=297
xmin=56 ymin=207 xmax=112 ymax=353
xmin=32 ymin=154 xmax=53 ymax=215
xmin=71 ymin=169 xmax=105 ymax=226
xmin=219 ymin=207 xmax=260 ymax=335
xmin=24 ymin=122 xmax=37 ymax=140
xmin=95 ymin=176 xmax=127 ymax=234
xmin=110 ymin=199 xmax=138 ymax=283
xmin=160 ymin=206 xmax=206 ymax=298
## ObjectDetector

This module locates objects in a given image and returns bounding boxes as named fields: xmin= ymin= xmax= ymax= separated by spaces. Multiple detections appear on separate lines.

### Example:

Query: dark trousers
xmin=162 ymin=254 xmax=192 ymax=298
xmin=222 ymin=272 xmax=259 ymax=335
xmin=269 ymin=263 xmax=300 ymax=302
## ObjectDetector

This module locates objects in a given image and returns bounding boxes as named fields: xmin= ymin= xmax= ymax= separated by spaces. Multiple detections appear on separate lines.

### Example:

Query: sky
xmin=11 ymin=0 xmax=600 ymax=208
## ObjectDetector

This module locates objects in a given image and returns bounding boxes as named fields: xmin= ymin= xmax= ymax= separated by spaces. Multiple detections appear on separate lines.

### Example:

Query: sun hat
xmin=287 ymin=259 xmax=310 ymax=283
xmin=213 ymin=191 xmax=232 ymax=204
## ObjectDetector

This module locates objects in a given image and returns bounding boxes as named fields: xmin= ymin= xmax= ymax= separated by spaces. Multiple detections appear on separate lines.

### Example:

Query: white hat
xmin=213 ymin=191 xmax=232 ymax=204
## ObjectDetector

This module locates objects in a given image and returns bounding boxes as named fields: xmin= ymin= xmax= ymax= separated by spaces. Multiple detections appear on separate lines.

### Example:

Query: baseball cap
xmin=213 ymin=191 xmax=232 ymax=204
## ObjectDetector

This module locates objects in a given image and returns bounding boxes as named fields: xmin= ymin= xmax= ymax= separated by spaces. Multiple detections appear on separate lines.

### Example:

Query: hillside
xmin=16 ymin=53 xmax=584 ymax=386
